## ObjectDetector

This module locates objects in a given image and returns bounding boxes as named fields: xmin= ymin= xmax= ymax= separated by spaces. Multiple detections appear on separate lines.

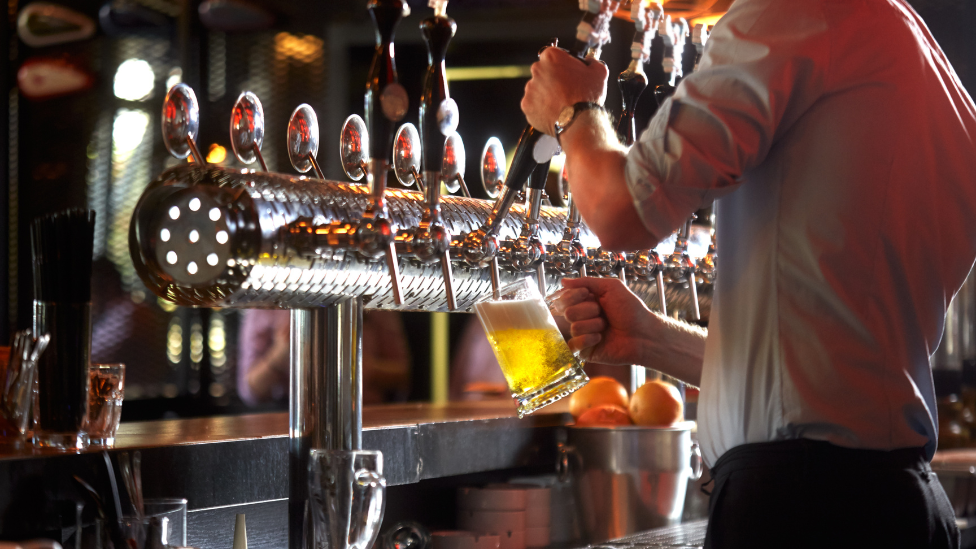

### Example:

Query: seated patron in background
xmin=525 ymin=0 xmax=976 ymax=546
xmin=237 ymin=309 xmax=411 ymax=406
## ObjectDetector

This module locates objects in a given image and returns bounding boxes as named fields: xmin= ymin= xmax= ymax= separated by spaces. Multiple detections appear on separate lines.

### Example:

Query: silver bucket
xmin=561 ymin=422 xmax=702 ymax=543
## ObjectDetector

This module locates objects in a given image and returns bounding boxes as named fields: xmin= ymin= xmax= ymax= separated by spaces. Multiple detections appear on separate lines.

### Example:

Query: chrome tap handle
xmin=687 ymin=266 xmax=700 ymax=320
xmin=441 ymin=248 xmax=457 ymax=311
xmin=230 ymin=91 xmax=267 ymax=171
xmin=162 ymin=83 xmax=205 ymax=164
xmin=486 ymin=256 xmax=500 ymax=299
xmin=656 ymin=269 xmax=667 ymax=314
xmin=366 ymin=0 xmax=409 ymax=170
xmin=536 ymin=263 xmax=547 ymax=297
xmin=456 ymin=173 xmax=471 ymax=198
xmin=385 ymin=241 xmax=404 ymax=304
xmin=665 ymin=217 xmax=699 ymax=320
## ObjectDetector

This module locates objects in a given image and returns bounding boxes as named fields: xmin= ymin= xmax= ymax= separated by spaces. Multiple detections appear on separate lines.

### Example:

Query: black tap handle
xmin=366 ymin=0 xmax=408 ymax=164
xmin=504 ymin=125 xmax=546 ymax=191
xmin=680 ymin=33 xmax=697 ymax=77
xmin=503 ymin=2 xmax=617 ymax=194
xmin=616 ymin=69 xmax=647 ymax=146
xmin=528 ymin=158 xmax=552 ymax=191
xmin=572 ymin=4 xmax=617 ymax=59
xmin=419 ymin=15 xmax=457 ymax=174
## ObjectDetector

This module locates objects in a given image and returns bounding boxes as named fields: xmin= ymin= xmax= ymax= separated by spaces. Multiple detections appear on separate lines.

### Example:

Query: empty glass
xmin=474 ymin=277 xmax=589 ymax=417
xmin=144 ymin=498 xmax=188 ymax=547
xmin=86 ymin=363 xmax=125 ymax=447
xmin=1 ymin=330 xmax=49 ymax=439
xmin=98 ymin=498 xmax=187 ymax=549
xmin=309 ymin=449 xmax=386 ymax=549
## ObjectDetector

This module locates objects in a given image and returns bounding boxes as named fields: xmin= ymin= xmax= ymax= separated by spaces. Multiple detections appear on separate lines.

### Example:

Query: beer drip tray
xmin=586 ymin=520 xmax=708 ymax=549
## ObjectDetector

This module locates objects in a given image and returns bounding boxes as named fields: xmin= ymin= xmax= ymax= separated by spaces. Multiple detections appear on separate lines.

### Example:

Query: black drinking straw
xmin=30 ymin=209 xmax=96 ymax=441
xmin=31 ymin=209 xmax=96 ymax=303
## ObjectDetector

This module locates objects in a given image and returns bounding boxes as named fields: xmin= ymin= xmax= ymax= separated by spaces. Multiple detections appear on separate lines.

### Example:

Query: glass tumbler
xmin=309 ymin=449 xmax=386 ymax=549
xmin=101 ymin=498 xmax=187 ymax=549
xmin=86 ymin=363 xmax=125 ymax=447
xmin=474 ymin=277 xmax=589 ymax=417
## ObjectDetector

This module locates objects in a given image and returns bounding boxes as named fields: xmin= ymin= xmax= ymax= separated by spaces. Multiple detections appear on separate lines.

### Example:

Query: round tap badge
xmin=380 ymin=83 xmax=409 ymax=122
xmin=437 ymin=98 xmax=459 ymax=136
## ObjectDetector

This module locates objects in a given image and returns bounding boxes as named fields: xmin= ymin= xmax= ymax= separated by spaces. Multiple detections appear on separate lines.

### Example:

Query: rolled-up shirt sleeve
xmin=625 ymin=0 xmax=829 ymax=239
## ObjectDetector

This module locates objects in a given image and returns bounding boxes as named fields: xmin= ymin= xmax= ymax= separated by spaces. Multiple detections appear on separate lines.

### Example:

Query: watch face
xmin=556 ymin=105 xmax=576 ymax=129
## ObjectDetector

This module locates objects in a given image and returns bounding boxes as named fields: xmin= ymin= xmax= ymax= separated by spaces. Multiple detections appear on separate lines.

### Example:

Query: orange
xmin=629 ymin=380 xmax=683 ymax=427
xmin=575 ymin=404 xmax=633 ymax=427
xmin=569 ymin=376 xmax=629 ymax=419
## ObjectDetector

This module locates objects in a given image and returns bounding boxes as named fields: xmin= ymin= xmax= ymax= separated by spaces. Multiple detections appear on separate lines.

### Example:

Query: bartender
xmin=530 ymin=0 xmax=976 ymax=546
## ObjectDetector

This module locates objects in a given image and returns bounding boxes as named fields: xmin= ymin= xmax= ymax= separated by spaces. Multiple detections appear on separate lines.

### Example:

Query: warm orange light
xmin=206 ymin=144 xmax=227 ymax=164
xmin=689 ymin=13 xmax=724 ymax=27
xmin=275 ymin=32 xmax=323 ymax=62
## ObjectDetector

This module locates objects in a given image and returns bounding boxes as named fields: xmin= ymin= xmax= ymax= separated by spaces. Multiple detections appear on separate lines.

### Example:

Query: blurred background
xmin=0 ymin=0 xmax=973 ymax=421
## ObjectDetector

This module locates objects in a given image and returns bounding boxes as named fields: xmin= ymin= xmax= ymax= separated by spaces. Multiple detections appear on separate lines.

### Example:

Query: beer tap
xmin=294 ymin=0 xmax=411 ymax=305
xmin=550 ymin=164 xmax=588 ymax=279
xmin=507 ymin=160 xmax=552 ymax=297
xmin=629 ymin=248 xmax=667 ymax=314
xmin=399 ymin=0 xmax=459 ymax=310
xmin=460 ymin=0 xmax=619 ymax=295
xmin=696 ymin=225 xmax=716 ymax=286
xmin=610 ymin=2 xmax=669 ymax=312
xmin=162 ymin=83 xmax=206 ymax=165
xmin=590 ymin=247 xmax=628 ymax=283
xmin=664 ymin=217 xmax=700 ymax=320
xmin=691 ymin=23 xmax=709 ymax=73
xmin=284 ymin=107 xmax=405 ymax=304
xmin=615 ymin=0 xmax=662 ymax=145
xmin=652 ymin=16 xmax=687 ymax=106
xmin=230 ymin=91 xmax=268 ymax=171
xmin=352 ymin=0 xmax=411 ymax=304
xmin=287 ymin=104 xmax=325 ymax=179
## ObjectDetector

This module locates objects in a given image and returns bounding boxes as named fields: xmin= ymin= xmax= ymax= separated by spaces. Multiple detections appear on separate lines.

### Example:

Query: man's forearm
xmin=561 ymin=110 xmax=657 ymax=250
xmin=637 ymin=314 xmax=707 ymax=387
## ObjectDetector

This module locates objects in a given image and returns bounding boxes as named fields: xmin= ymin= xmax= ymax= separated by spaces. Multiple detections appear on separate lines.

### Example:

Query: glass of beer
xmin=474 ymin=278 xmax=589 ymax=417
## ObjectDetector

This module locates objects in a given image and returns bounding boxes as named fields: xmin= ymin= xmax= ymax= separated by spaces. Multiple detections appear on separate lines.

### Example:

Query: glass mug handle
xmin=352 ymin=466 xmax=387 ymax=549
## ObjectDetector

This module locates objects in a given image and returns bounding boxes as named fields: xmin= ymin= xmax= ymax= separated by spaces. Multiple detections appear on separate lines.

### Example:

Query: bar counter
xmin=0 ymin=401 xmax=571 ymax=548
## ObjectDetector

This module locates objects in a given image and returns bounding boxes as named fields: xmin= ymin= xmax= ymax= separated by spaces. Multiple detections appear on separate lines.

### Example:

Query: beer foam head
xmin=474 ymin=298 xmax=557 ymax=332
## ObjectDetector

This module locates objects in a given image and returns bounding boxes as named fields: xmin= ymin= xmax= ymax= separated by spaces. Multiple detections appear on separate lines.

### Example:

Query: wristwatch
xmin=554 ymin=101 xmax=604 ymax=143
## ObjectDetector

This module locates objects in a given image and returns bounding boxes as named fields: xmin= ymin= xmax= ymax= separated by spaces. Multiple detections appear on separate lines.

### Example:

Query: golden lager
xmin=475 ymin=280 xmax=589 ymax=417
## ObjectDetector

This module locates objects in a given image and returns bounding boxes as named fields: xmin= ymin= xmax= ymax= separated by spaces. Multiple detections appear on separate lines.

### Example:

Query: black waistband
xmin=710 ymin=439 xmax=928 ymax=479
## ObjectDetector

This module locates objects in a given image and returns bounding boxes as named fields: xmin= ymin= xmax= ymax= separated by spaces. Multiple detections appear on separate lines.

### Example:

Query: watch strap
xmin=555 ymin=101 xmax=605 ymax=144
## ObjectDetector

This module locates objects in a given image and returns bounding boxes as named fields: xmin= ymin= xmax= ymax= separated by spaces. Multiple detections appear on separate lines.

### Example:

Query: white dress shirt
xmin=624 ymin=0 xmax=976 ymax=465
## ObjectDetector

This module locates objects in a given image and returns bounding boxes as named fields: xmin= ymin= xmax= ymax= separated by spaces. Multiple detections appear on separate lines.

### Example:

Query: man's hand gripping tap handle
xmin=460 ymin=0 xmax=620 ymax=298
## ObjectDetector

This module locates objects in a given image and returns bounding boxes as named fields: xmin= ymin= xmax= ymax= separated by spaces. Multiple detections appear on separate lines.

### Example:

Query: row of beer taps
xmin=156 ymin=0 xmax=718 ymax=319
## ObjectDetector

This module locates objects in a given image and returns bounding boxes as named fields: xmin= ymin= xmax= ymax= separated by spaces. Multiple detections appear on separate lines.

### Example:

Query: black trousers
xmin=704 ymin=439 xmax=960 ymax=549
